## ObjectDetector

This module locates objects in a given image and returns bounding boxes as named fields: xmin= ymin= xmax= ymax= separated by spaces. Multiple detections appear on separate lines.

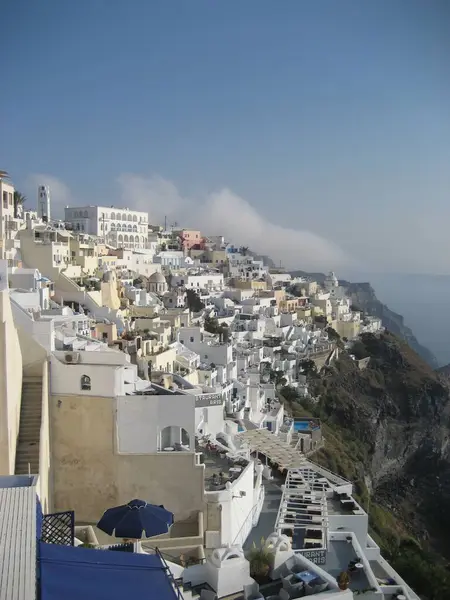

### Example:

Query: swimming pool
xmin=294 ymin=421 xmax=310 ymax=431
xmin=293 ymin=420 xmax=320 ymax=431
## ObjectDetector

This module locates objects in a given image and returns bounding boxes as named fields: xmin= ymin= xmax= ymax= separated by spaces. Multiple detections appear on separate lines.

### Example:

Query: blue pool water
xmin=294 ymin=422 xmax=310 ymax=431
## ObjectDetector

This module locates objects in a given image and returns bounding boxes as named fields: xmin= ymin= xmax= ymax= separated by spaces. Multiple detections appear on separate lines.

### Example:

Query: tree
xmin=186 ymin=289 xmax=205 ymax=312
xmin=240 ymin=246 xmax=249 ymax=255
xmin=270 ymin=368 xmax=287 ymax=387
xmin=298 ymin=359 xmax=317 ymax=378
xmin=13 ymin=190 xmax=26 ymax=217
xmin=325 ymin=326 xmax=341 ymax=342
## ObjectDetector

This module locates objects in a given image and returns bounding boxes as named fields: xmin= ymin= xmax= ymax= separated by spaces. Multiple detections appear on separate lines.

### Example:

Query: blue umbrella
xmin=97 ymin=499 xmax=174 ymax=539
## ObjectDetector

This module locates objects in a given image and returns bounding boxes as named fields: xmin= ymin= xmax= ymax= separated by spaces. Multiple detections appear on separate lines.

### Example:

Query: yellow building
xmin=279 ymin=297 xmax=301 ymax=313
xmin=335 ymin=319 xmax=361 ymax=340
xmin=296 ymin=306 xmax=312 ymax=321
xmin=232 ymin=278 xmax=267 ymax=291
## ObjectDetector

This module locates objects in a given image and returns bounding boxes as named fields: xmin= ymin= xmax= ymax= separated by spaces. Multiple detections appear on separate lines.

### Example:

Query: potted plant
xmin=246 ymin=539 xmax=274 ymax=585
xmin=337 ymin=571 xmax=351 ymax=591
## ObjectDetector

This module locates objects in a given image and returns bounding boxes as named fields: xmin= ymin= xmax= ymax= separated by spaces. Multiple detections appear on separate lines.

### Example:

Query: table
xmin=354 ymin=563 xmax=364 ymax=570
xmin=295 ymin=570 xmax=318 ymax=584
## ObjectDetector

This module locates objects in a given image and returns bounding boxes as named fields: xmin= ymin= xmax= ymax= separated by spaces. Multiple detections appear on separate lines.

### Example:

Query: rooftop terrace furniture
xmin=282 ymin=574 xmax=305 ymax=599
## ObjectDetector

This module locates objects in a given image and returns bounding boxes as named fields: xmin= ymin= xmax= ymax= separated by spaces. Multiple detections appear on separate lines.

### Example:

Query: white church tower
xmin=37 ymin=185 xmax=51 ymax=222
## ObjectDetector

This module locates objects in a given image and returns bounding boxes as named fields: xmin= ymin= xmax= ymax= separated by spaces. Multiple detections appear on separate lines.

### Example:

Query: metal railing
xmin=154 ymin=548 xmax=185 ymax=600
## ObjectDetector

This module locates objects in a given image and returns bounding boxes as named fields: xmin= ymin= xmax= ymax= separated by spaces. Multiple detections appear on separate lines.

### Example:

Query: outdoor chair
xmin=282 ymin=574 xmax=305 ymax=598
xmin=243 ymin=581 xmax=264 ymax=600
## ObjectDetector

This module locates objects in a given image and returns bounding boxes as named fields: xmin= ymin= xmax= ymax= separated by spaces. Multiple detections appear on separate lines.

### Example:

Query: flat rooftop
xmin=199 ymin=443 xmax=251 ymax=492
xmin=323 ymin=540 xmax=370 ymax=592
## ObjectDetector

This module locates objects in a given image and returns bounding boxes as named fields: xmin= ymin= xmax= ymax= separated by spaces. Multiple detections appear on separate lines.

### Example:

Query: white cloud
xmin=23 ymin=173 xmax=72 ymax=218
xmin=118 ymin=173 xmax=351 ymax=271
xmin=21 ymin=171 xmax=352 ymax=271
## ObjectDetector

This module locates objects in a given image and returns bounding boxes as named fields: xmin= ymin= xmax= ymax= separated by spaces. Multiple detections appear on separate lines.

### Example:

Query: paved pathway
xmin=243 ymin=478 xmax=283 ymax=551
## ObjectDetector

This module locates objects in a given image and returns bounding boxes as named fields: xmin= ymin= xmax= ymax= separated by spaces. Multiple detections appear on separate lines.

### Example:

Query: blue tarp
xmin=39 ymin=542 xmax=179 ymax=600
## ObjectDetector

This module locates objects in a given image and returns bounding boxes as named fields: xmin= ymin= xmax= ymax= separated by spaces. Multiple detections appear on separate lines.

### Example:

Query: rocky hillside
xmin=286 ymin=332 xmax=450 ymax=598
xmin=290 ymin=270 xmax=438 ymax=368
xmin=341 ymin=281 xmax=439 ymax=368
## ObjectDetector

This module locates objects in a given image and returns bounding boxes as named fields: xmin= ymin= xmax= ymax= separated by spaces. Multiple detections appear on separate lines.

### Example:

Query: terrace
xmin=198 ymin=439 xmax=251 ymax=492
xmin=323 ymin=540 xmax=371 ymax=592
xmin=275 ymin=468 xmax=329 ymax=553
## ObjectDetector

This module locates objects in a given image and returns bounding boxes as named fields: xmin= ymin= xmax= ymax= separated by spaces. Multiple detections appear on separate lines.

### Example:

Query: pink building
xmin=176 ymin=229 xmax=205 ymax=252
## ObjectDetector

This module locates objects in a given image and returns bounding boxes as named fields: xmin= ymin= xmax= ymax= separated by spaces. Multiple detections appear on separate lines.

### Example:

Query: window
xmin=190 ymin=336 xmax=194 ymax=343
xmin=8 ymin=193 xmax=13 ymax=206
xmin=81 ymin=375 xmax=91 ymax=391
xmin=2 ymin=192 xmax=7 ymax=209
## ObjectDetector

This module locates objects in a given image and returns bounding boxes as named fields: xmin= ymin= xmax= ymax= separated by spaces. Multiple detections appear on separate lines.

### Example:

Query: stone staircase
xmin=15 ymin=376 xmax=43 ymax=475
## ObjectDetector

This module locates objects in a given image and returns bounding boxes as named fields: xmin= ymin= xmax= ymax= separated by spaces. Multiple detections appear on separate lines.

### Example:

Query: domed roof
xmin=148 ymin=271 xmax=166 ymax=283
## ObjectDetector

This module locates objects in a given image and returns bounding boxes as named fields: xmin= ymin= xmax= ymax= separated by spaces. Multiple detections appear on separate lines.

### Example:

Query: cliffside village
xmin=0 ymin=174 xmax=416 ymax=600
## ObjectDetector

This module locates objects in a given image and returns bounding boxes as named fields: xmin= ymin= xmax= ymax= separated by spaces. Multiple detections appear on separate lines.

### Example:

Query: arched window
xmin=133 ymin=215 xmax=137 ymax=222
xmin=76 ymin=223 xmax=80 ymax=230
xmin=122 ymin=213 xmax=126 ymax=221
xmin=110 ymin=222 xmax=116 ymax=230
xmin=128 ymin=214 xmax=132 ymax=221
xmin=133 ymin=225 xmax=137 ymax=232
xmin=124 ymin=234 xmax=129 ymax=242
xmin=111 ymin=212 xmax=115 ymax=220
xmin=118 ymin=234 xmax=123 ymax=244
xmin=159 ymin=426 xmax=190 ymax=451
xmin=127 ymin=224 xmax=132 ymax=231
xmin=81 ymin=374 xmax=91 ymax=391
xmin=84 ymin=210 xmax=88 ymax=218
xmin=135 ymin=235 xmax=139 ymax=243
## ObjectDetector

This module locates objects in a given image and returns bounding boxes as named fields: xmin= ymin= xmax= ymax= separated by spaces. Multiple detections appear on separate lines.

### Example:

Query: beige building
xmin=0 ymin=266 xmax=23 ymax=474
xmin=50 ymin=391 xmax=205 ymax=523
xmin=335 ymin=319 xmax=361 ymax=340
xmin=190 ymin=248 xmax=227 ymax=267
xmin=232 ymin=278 xmax=267 ymax=291
xmin=94 ymin=322 xmax=118 ymax=345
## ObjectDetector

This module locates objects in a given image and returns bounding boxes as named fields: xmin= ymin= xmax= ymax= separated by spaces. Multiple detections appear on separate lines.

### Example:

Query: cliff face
xmin=289 ymin=269 xmax=438 ymax=368
xmin=341 ymin=281 xmax=439 ymax=368
xmin=313 ymin=332 xmax=450 ymax=556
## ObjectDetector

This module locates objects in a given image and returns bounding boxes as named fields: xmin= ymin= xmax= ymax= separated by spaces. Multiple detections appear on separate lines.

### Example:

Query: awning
xmin=236 ymin=429 xmax=307 ymax=470
xmin=39 ymin=542 xmax=179 ymax=600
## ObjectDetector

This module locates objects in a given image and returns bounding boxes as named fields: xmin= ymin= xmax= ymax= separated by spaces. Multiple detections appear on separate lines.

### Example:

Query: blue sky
xmin=2 ymin=1 xmax=450 ymax=273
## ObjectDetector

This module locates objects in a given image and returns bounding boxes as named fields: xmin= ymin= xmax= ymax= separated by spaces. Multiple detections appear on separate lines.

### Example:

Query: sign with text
xmin=195 ymin=393 xmax=223 ymax=408
xmin=301 ymin=549 xmax=326 ymax=565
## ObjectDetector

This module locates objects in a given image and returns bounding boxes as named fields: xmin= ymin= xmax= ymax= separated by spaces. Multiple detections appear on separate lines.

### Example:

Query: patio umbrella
xmin=97 ymin=499 xmax=174 ymax=539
